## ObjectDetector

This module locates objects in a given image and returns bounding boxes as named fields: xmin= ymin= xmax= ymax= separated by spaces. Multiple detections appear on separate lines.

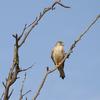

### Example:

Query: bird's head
xmin=56 ymin=41 xmax=64 ymax=46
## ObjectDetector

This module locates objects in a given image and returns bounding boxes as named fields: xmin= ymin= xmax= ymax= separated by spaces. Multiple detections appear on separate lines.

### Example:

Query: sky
xmin=0 ymin=0 xmax=100 ymax=100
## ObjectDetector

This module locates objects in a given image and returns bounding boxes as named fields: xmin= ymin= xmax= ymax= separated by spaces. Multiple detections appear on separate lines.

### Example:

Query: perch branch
xmin=32 ymin=14 xmax=100 ymax=100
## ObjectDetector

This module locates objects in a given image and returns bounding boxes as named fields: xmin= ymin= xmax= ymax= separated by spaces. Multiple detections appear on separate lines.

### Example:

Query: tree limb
xmin=8 ymin=89 xmax=14 ymax=99
xmin=18 ymin=1 xmax=70 ymax=48
xmin=19 ymin=64 xmax=34 ymax=72
xmin=19 ymin=73 xmax=26 ymax=100
xmin=19 ymin=73 xmax=32 ymax=100
xmin=18 ymin=24 xmax=27 ymax=41
xmin=32 ymin=14 xmax=100 ymax=100
xmin=2 ymin=82 xmax=6 ymax=89
xmin=23 ymin=90 xmax=32 ymax=97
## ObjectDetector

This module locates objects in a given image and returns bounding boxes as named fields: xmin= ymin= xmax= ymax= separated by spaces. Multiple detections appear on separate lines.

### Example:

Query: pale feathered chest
xmin=52 ymin=45 xmax=64 ymax=64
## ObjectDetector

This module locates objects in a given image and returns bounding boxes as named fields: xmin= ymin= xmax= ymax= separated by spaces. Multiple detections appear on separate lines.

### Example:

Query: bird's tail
xmin=58 ymin=68 xmax=65 ymax=79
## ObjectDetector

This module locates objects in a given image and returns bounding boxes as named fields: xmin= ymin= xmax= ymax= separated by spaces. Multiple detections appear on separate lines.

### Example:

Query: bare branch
xmin=66 ymin=14 xmax=100 ymax=58
xmin=18 ymin=1 xmax=70 ymax=48
xmin=33 ymin=68 xmax=48 ymax=100
xmin=19 ymin=64 xmax=34 ymax=72
xmin=0 ymin=92 xmax=4 ymax=100
xmin=26 ymin=17 xmax=38 ymax=29
xmin=26 ymin=97 xmax=28 ymax=100
xmin=52 ymin=1 xmax=70 ymax=9
xmin=18 ymin=24 xmax=27 ymax=41
xmin=8 ymin=89 xmax=14 ymax=99
xmin=57 ymin=2 xmax=70 ymax=8
xmin=12 ymin=34 xmax=17 ymax=39
xmin=23 ymin=90 xmax=32 ymax=97
xmin=2 ymin=82 xmax=6 ymax=88
xmin=19 ymin=73 xmax=32 ymax=100
xmin=32 ymin=14 xmax=100 ymax=100
xmin=19 ymin=73 xmax=26 ymax=100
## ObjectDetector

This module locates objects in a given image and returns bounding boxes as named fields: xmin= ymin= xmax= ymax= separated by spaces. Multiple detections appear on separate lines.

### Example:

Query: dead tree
xmin=1 ymin=0 xmax=100 ymax=100
xmin=2 ymin=1 xmax=70 ymax=100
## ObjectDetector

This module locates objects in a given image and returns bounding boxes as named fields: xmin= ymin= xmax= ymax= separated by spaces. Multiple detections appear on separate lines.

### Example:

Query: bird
xmin=51 ymin=41 xmax=65 ymax=79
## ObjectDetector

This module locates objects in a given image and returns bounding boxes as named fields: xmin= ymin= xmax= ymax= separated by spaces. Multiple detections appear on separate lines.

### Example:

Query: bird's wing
xmin=61 ymin=49 xmax=65 ymax=68
xmin=51 ymin=48 xmax=56 ymax=65
xmin=59 ymin=54 xmax=65 ymax=68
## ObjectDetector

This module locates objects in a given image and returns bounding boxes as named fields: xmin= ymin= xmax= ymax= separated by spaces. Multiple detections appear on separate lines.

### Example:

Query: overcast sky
xmin=0 ymin=0 xmax=100 ymax=100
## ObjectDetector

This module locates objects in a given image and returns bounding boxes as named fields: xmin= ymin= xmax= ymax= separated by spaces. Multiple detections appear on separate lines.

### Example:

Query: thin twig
xmin=52 ymin=2 xmax=70 ymax=9
xmin=23 ymin=90 xmax=32 ymax=97
xmin=19 ymin=73 xmax=27 ymax=100
xmin=32 ymin=14 xmax=100 ymax=100
xmin=26 ymin=17 xmax=38 ymax=29
xmin=19 ymin=64 xmax=34 ymax=72
xmin=18 ymin=24 xmax=27 ymax=41
xmin=2 ymin=82 xmax=6 ymax=88
xmin=0 ymin=92 xmax=4 ymax=100
xmin=19 ymin=73 xmax=32 ymax=100
xmin=8 ymin=89 xmax=14 ymax=99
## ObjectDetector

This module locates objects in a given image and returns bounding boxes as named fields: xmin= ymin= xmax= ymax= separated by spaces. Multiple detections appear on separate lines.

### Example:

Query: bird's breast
xmin=53 ymin=46 xmax=64 ymax=64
